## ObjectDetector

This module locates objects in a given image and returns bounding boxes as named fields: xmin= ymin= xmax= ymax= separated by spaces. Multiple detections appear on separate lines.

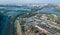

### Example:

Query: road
xmin=25 ymin=30 xmax=29 ymax=35
xmin=5 ymin=16 xmax=15 ymax=35
xmin=5 ymin=13 xmax=23 ymax=35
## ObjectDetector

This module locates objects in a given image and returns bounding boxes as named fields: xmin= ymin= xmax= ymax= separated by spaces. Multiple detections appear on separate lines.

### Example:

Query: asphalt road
xmin=5 ymin=16 xmax=15 ymax=35
xmin=5 ymin=13 xmax=23 ymax=35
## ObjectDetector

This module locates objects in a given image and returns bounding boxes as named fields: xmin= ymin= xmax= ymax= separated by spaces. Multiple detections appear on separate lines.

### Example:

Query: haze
xmin=0 ymin=0 xmax=60 ymax=4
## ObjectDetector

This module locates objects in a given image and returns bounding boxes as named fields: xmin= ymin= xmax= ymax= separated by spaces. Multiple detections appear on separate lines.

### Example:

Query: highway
xmin=5 ymin=12 xmax=24 ymax=35
xmin=5 ymin=16 xmax=15 ymax=35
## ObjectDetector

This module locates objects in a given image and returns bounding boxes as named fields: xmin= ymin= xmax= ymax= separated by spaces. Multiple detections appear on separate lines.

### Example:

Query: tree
xmin=58 ymin=29 xmax=60 ymax=33
xmin=0 ymin=16 xmax=3 ymax=21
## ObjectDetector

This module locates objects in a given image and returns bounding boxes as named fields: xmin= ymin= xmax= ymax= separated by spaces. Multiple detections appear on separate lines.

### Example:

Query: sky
xmin=0 ymin=0 xmax=60 ymax=4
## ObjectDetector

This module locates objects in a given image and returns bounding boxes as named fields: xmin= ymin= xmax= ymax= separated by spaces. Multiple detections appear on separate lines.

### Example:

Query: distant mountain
xmin=0 ymin=5 xmax=19 ymax=7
